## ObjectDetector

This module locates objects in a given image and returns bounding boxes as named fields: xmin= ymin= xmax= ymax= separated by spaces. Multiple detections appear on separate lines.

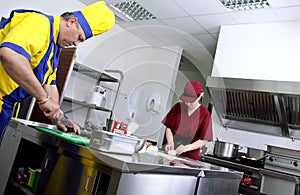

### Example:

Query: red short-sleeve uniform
xmin=162 ymin=102 xmax=213 ymax=160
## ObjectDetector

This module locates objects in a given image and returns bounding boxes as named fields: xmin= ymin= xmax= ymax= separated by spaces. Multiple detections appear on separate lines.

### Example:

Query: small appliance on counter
xmin=111 ymin=121 xmax=128 ymax=135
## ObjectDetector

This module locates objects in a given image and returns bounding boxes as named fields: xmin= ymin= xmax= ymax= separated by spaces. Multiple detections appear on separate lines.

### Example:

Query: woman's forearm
xmin=186 ymin=139 xmax=208 ymax=152
xmin=165 ymin=128 xmax=174 ymax=144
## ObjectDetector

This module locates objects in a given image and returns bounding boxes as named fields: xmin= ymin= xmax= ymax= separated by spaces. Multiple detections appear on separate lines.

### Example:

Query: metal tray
xmin=89 ymin=130 xmax=145 ymax=154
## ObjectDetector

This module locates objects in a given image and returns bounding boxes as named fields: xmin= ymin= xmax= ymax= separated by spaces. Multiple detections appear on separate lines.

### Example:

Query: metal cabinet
xmin=0 ymin=123 xmax=111 ymax=195
xmin=115 ymin=173 xmax=197 ymax=195
xmin=39 ymin=152 xmax=99 ymax=195
xmin=260 ymin=169 xmax=300 ymax=195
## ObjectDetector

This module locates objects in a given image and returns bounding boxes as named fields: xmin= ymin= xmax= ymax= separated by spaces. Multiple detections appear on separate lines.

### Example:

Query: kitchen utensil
xmin=58 ymin=115 xmax=75 ymax=132
xmin=13 ymin=118 xmax=89 ymax=145
xmin=213 ymin=139 xmax=242 ymax=160
xmin=15 ymin=117 xmax=79 ymax=134
xmin=85 ymin=85 xmax=106 ymax=107
xmin=14 ymin=118 xmax=58 ymax=130
xmin=247 ymin=147 xmax=266 ymax=159
xmin=35 ymin=127 xmax=90 ymax=145
xmin=239 ymin=147 xmax=266 ymax=168
xmin=135 ymin=138 xmax=146 ymax=151
xmin=239 ymin=155 xmax=265 ymax=168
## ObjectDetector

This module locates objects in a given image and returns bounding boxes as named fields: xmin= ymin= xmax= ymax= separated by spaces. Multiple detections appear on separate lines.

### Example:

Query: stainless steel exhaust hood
xmin=206 ymin=76 xmax=300 ymax=140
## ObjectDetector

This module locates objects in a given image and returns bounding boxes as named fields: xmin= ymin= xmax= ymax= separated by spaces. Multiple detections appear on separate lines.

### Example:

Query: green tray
xmin=35 ymin=127 xmax=90 ymax=146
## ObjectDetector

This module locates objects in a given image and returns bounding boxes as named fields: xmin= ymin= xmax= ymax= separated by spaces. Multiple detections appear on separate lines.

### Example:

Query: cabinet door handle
xmin=294 ymin=182 xmax=300 ymax=195
xmin=85 ymin=176 xmax=91 ymax=192
xmin=43 ymin=157 xmax=49 ymax=170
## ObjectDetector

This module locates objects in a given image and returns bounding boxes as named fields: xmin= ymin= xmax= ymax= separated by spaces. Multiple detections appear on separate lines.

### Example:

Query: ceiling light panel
xmin=110 ymin=1 xmax=156 ymax=21
xmin=219 ymin=0 xmax=270 ymax=11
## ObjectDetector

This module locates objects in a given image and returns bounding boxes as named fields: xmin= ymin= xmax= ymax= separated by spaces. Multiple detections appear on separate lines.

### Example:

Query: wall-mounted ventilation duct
xmin=207 ymin=76 xmax=300 ymax=140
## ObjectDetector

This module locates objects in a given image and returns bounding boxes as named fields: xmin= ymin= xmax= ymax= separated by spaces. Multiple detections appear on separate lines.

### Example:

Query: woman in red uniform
xmin=162 ymin=80 xmax=213 ymax=160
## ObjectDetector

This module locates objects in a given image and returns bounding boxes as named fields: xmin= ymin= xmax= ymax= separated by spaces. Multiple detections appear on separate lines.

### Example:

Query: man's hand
xmin=55 ymin=116 xmax=80 ymax=135
xmin=38 ymin=97 xmax=63 ymax=120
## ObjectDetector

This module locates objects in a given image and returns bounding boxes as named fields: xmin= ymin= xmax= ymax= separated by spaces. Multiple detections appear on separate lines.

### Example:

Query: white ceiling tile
xmin=268 ymin=0 xmax=300 ymax=8
xmin=78 ymin=0 xmax=97 ymax=5
xmin=133 ymin=19 xmax=165 ymax=26
xmin=230 ymin=9 xmax=279 ymax=24
xmin=137 ymin=0 xmax=188 ymax=19
xmin=117 ymin=21 xmax=137 ymax=28
xmin=180 ymin=35 xmax=203 ymax=48
xmin=119 ymin=19 xmax=176 ymax=36
xmin=194 ymin=13 xmax=235 ymax=33
xmin=139 ymin=25 xmax=182 ymax=36
xmin=100 ymin=0 xmax=121 ymax=4
xmin=191 ymin=34 xmax=217 ymax=46
xmin=126 ymin=27 xmax=152 ymax=37
xmin=179 ymin=34 xmax=216 ymax=57
xmin=159 ymin=34 xmax=191 ymax=47
xmin=162 ymin=17 xmax=207 ymax=34
xmin=138 ymin=35 xmax=166 ymax=46
xmin=204 ymin=44 xmax=217 ymax=57
xmin=274 ymin=6 xmax=300 ymax=21
xmin=211 ymin=33 xmax=219 ymax=39
xmin=78 ymin=0 xmax=300 ymax=76
xmin=174 ymin=0 xmax=227 ymax=15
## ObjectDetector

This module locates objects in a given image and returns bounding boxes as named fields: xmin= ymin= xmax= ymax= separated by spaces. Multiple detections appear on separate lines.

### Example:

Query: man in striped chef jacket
xmin=0 ymin=1 xmax=115 ymax=142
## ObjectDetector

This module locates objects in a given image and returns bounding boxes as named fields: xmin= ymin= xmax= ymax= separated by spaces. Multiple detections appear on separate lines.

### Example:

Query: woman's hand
xmin=165 ymin=142 xmax=174 ymax=152
xmin=176 ymin=144 xmax=189 ymax=155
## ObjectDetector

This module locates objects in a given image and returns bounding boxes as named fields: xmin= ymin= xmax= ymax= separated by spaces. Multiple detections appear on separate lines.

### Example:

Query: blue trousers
xmin=0 ymin=99 xmax=13 ymax=143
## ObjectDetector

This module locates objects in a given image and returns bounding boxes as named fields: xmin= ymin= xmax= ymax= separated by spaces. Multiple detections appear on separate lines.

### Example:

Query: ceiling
xmin=79 ymin=0 xmax=300 ymax=74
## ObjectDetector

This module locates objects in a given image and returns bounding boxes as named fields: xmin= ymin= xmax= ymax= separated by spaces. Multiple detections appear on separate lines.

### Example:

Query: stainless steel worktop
xmin=0 ymin=120 xmax=243 ymax=195
xmin=6 ymin=119 xmax=238 ymax=176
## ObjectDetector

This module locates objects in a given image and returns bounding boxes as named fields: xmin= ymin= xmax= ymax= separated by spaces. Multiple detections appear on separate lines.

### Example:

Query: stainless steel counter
xmin=0 ymin=120 xmax=243 ymax=195
xmin=4 ymin=120 xmax=239 ymax=174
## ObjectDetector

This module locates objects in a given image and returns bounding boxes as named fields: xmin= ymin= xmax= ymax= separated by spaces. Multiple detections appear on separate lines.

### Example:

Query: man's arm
xmin=0 ymin=47 xmax=62 ymax=120
xmin=44 ymin=85 xmax=80 ymax=134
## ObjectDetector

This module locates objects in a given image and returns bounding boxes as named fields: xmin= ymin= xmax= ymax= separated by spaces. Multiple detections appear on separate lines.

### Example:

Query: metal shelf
xmin=63 ymin=96 xmax=111 ymax=112
xmin=73 ymin=62 xmax=121 ymax=83
xmin=65 ymin=62 xmax=123 ymax=129
xmin=11 ymin=180 xmax=34 ymax=195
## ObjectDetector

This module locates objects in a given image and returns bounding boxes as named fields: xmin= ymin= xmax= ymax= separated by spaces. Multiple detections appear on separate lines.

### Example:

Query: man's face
xmin=58 ymin=17 xmax=86 ymax=47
